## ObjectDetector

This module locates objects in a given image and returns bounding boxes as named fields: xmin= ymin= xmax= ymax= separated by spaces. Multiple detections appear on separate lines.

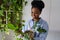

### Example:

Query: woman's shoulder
xmin=25 ymin=19 xmax=33 ymax=24
xmin=39 ymin=18 xmax=48 ymax=26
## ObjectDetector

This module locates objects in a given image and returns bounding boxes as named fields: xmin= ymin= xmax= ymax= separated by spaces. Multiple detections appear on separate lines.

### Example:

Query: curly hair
xmin=31 ymin=0 xmax=45 ymax=12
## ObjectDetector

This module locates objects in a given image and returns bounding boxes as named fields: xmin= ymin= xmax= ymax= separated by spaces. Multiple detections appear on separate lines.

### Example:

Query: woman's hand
xmin=24 ymin=30 xmax=34 ymax=40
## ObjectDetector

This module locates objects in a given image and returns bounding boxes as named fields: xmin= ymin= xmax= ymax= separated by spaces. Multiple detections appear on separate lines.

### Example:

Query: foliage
xmin=0 ymin=0 xmax=27 ymax=40
xmin=37 ymin=27 xmax=47 ymax=33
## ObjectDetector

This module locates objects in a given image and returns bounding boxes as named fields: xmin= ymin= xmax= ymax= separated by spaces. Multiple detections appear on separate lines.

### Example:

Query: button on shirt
xmin=22 ymin=18 xmax=49 ymax=40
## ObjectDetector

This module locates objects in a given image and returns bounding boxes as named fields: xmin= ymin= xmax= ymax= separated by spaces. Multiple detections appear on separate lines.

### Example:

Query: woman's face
xmin=31 ymin=7 xmax=41 ymax=19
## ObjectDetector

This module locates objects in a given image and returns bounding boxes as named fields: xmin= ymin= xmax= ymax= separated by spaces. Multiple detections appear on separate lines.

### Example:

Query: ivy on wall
xmin=0 ymin=0 xmax=27 ymax=40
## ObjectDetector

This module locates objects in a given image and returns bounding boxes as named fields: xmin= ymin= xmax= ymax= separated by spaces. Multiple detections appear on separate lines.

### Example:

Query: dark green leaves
xmin=37 ymin=27 xmax=47 ymax=33
xmin=0 ymin=10 xmax=4 ymax=16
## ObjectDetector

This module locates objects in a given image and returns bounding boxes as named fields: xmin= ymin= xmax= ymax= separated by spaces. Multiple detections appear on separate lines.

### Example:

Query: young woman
xmin=22 ymin=0 xmax=49 ymax=40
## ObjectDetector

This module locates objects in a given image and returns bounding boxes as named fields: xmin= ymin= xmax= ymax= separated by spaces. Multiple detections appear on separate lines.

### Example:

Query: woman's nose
xmin=33 ymin=13 xmax=35 ymax=16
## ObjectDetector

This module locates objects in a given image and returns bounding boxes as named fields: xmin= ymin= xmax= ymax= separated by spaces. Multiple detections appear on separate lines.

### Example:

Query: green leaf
xmin=0 ymin=10 xmax=4 ymax=16
xmin=37 ymin=27 xmax=47 ymax=33
xmin=16 ymin=38 xmax=23 ymax=40
xmin=7 ymin=23 xmax=16 ymax=30
xmin=25 ymin=1 xmax=27 ymax=5
xmin=0 ymin=4 xmax=5 ymax=10
xmin=22 ymin=20 xmax=25 ymax=22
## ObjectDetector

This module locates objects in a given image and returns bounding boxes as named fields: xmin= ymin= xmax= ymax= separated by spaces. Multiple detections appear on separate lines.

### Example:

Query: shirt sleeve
xmin=40 ymin=22 xmax=49 ymax=40
xmin=22 ymin=21 xmax=31 ymax=33
xmin=22 ymin=22 xmax=28 ymax=33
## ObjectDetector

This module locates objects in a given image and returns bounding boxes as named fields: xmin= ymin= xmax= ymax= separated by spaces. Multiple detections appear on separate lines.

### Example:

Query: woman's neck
xmin=33 ymin=18 xmax=40 ymax=22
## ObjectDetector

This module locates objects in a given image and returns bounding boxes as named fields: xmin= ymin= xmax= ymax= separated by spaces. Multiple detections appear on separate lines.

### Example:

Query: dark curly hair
xmin=31 ymin=0 xmax=45 ymax=12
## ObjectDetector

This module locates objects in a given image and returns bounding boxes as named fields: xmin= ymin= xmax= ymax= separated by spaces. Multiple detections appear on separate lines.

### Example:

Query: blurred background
xmin=0 ymin=0 xmax=60 ymax=40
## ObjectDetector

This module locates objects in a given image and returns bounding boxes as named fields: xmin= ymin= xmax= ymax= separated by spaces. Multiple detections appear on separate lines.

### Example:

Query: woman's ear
xmin=39 ymin=10 xmax=42 ymax=14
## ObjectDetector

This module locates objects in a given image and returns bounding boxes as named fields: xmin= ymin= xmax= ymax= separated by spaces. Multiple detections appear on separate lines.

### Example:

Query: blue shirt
xmin=22 ymin=18 xmax=49 ymax=40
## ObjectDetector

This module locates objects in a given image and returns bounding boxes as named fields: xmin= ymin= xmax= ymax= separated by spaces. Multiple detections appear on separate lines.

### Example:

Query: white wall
xmin=50 ymin=0 xmax=60 ymax=31
xmin=46 ymin=31 xmax=60 ymax=40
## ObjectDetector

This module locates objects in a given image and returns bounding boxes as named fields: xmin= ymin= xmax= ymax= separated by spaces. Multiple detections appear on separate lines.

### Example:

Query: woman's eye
xmin=32 ymin=12 xmax=33 ymax=13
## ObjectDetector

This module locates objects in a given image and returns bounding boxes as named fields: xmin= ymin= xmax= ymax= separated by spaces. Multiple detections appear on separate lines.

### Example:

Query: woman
xmin=22 ymin=0 xmax=49 ymax=40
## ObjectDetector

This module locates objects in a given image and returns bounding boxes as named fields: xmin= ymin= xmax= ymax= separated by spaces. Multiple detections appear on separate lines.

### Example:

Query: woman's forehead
xmin=32 ymin=8 xmax=40 ymax=11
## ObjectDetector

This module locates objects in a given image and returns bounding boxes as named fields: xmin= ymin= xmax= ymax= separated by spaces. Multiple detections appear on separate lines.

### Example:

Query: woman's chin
xmin=33 ymin=17 xmax=38 ymax=19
